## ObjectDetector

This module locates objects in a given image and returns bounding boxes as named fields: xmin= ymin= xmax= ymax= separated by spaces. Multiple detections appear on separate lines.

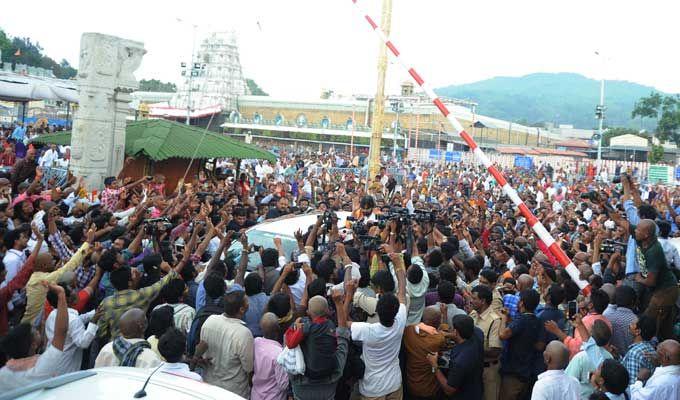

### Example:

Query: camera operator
xmin=616 ymin=174 xmax=659 ymax=302
xmin=353 ymin=195 xmax=378 ymax=222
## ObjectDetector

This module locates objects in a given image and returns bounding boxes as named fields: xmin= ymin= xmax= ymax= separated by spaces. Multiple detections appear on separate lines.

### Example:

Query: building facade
xmin=223 ymin=91 xmax=554 ymax=153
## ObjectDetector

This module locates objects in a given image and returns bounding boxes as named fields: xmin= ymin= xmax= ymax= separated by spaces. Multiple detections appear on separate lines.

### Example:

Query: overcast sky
xmin=1 ymin=0 xmax=678 ymax=99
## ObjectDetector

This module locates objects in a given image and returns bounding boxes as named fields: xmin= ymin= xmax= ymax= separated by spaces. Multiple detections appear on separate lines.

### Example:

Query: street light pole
xmin=596 ymin=77 xmax=605 ymax=175
xmin=595 ymin=51 xmax=606 ymax=177
xmin=391 ymin=100 xmax=403 ymax=160
xmin=186 ymin=24 xmax=197 ymax=126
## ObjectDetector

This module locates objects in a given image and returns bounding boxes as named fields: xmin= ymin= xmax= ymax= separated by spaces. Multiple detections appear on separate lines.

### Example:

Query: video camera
xmin=144 ymin=217 xmax=172 ymax=236
xmin=600 ymin=239 xmax=627 ymax=254
xmin=321 ymin=210 xmax=337 ymax=231
xmin=358 ymin=235 xmax=383 ymax=251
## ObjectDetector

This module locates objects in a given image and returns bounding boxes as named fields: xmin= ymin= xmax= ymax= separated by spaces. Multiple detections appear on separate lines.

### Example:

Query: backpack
xmin=300 ymin=318 xmax=338 ymax=379
xmin=186 ymin=301 xmax=223 ymax=356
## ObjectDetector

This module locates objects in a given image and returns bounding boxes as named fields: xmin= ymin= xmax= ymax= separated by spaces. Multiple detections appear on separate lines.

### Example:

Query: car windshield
xmin=227 ymin=229 xmax=298 ymax=270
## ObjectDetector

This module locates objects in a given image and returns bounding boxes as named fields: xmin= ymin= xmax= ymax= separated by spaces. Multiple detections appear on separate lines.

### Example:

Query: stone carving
xmin=70 ymin=33 xmax=145 ymax=190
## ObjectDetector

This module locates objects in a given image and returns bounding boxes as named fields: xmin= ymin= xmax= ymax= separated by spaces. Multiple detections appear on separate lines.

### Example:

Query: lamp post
xmin=595 ymin=51 xmax=606 ymax=177
xmin=177 ymin=18 xmax=198 ymax=125
xmin=391 ymin=99 xmax=404 ymax=160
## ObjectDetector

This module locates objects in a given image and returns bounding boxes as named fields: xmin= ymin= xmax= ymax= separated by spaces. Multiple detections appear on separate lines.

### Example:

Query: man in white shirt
xmin=657 ymin=220 xmax=680 ymax=271
xmin=195 ymin=288 xmax=254 ymax=398
xmin=44 ymin=282 xmax=99 ymax=374
xmin=629 ymin=339 xmax=680 ymax=400
xmin=95 ymin=308 xmax=161 ymax=369
xmin=0 ymin=283 xmax=71 ymax=390
xmin=156 ymin=328 xmax=202 ymax=381
xmin=349 ymin=251 xmax=407 ymax=399
xmin=39 ymin=144 xmax=60 ymax=168
xmin=531 ymin=341 xmax=579 ymax=400
xmin=2 ymin=228 xmax=28 ymax=284
xmin=1 ymin=227 xmax=29 ymax=312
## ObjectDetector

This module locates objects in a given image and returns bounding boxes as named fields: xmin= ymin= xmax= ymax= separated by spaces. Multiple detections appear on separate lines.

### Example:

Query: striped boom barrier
xmin=349 ymin=0 xmax=590 ymax=294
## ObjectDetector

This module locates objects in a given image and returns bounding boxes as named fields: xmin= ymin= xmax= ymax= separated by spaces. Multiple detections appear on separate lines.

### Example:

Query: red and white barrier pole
xmin=349 ymin=0 xmax=590 ymax=293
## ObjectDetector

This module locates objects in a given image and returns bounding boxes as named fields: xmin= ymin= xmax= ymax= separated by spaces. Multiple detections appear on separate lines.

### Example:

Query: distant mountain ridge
xmin=435 ymin=72 xmax=666 ymax=129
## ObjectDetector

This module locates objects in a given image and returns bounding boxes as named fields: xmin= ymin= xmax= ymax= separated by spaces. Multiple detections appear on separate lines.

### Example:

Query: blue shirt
xmin=622 ymin=341 xmax=655 ymax=385
xmin=195 ymin=280 xmax=207 ymax=311
xmin=446 ymin=327 xmax=484 ymax=400
xmin=537 ymin=305 xmax=566 ymax=343
xmin=501 ymin=313 xmax=545 ymax=379
xmin=503 ymin=293 xmax=520 ymax=319
xmin=11 ymin=126 xmax=26 ymax=141
xmin=243 ymin=292 xmax=269 ymax=337
xmin=624 ymin=199 xmax=641 ymax=275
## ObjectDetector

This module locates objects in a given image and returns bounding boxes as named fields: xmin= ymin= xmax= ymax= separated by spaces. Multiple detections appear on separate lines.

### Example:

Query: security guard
xmin=470 ymin=285 xmax=504 ymax=400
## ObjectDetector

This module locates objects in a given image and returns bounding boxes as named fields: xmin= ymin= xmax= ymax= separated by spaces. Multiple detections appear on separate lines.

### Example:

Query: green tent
xmin=31 ymin=119 xmax=276 ymax=162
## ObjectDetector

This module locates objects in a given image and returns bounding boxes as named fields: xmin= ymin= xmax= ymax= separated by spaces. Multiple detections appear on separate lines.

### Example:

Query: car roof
xmin=7 ymin=367 xmax=245 ymax=400
xmin=246 ymin=211 xmax=350 ymax=238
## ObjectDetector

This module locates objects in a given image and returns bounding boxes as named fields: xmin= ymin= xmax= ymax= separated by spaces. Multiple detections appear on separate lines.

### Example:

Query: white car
xmin=4 ymin=367 xmax=245 ymax=400
xmin=228 ymin=211 xmax=351 ymax=269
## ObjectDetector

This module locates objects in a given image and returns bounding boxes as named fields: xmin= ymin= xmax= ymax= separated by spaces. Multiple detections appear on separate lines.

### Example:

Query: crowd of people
xmin=0 ymin=127 xmax=678 ymax=400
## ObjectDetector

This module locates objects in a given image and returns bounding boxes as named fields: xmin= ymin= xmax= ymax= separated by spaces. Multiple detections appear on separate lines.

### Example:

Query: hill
xmin=0 ymin=28 xmax=77 ymax=79
xmin=435 ymin=73 xmax=664 ymax=129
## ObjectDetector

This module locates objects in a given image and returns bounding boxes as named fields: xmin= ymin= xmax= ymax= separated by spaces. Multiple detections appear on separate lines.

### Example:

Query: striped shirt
xmin=97 ymin=270 xmax=178 ymax=340
xmin=623 ymin=341 xmax=655 ymax=385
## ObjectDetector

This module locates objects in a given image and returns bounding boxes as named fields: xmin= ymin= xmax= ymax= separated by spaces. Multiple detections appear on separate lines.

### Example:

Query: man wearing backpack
xmin=285 ymin=294 xmax=350 ymax=400
xmin=187 ymin=275 xmax=225 ymax=356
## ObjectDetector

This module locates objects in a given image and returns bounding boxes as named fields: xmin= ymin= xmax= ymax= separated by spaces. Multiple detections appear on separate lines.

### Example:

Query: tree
xmin=648 ymin=144 xmax=664 ymax=163
xmin=138 ymin=79 xmax=177 ymax=92
xmin=246 ymin=78 xmax=268 ymax=96
xmin=0 ymin=29 xmax=11 ymax=61
xmin=632 ymin=92 xmax=662 ymax=126
xmin=632 ymin=93 xmax=680 ymax=146
xmin=0 ymin=28 xmax=77 ymax=79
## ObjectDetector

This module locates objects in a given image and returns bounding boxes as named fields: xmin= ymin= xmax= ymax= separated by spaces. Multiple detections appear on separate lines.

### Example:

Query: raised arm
xmin=84 ymin=266 xmax=104 ymax=296
xmin=387 ymin=251 xmax=407 ymax=305
xmin=46 ymin=282 xmax=68 ymax=351
xmin=234 ymin=234 xmax=250 ymax=286
xmin=272 ymin=263 xmax=294 ymax=295
xmin=194 ymin=221 xmax=220 ymax=261
xmin=205 ymin=231 xmax=234 ymax=274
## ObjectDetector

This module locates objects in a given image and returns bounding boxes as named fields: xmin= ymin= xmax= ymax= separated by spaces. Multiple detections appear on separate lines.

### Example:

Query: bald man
xmin=94 ymin=308 xmax=160 ymax=368
xmin=634 ymin=218 xmax=679 ymax=341
xmin=630 ymin=339 xmax=680 ymax=399
xmin=251 ymin=313 xmax=288 ymax=400
xmin=22 ymin=231 xmax=92 ymax=325
xmin=284 ymin=295 xmax=338 ymax=376
xmin=308 ymin=295 xmax=328 ymax=318
xmin=531 ymin=341 xmax=579 ymax=400
xmin=403 ymin=305 xmax=449 ymax=399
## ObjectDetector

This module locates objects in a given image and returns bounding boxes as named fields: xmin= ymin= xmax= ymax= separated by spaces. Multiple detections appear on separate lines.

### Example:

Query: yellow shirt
xmin=470 ymin=306 xmax=503 ymax=354
xmin=21 ymin=242 xmax=89 ymax=324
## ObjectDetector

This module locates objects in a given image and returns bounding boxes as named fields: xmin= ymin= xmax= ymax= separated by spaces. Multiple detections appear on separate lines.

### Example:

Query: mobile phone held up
xmin=567 ymin=300 xmax=578 ymax=320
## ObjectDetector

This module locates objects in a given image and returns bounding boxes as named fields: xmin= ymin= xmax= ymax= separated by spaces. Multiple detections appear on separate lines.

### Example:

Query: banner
xmin=445 ymin=151 xmax=462 ymax=162
xmin=648 ymin=165 xmax=671 ymax=185
xmin=514 ymin=156 xmax=533 ymax=169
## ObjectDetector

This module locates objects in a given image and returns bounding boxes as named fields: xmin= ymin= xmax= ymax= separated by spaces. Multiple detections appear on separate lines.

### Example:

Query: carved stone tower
xmin=69 ymin=33 xmax=146 ymax=190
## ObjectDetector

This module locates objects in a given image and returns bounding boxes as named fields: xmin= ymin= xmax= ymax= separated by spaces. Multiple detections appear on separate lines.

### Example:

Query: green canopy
xmin=31 ymin=119 xmax=276 ymax=162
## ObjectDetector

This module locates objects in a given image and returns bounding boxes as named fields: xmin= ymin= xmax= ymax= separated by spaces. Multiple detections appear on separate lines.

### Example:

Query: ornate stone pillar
xmin=70 ymin=33 xmax=145 ymax=190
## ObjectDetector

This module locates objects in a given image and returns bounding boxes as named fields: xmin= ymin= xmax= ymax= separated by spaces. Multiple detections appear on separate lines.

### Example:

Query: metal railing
xmin=40 ymin=166 xmax=69 ymax=187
